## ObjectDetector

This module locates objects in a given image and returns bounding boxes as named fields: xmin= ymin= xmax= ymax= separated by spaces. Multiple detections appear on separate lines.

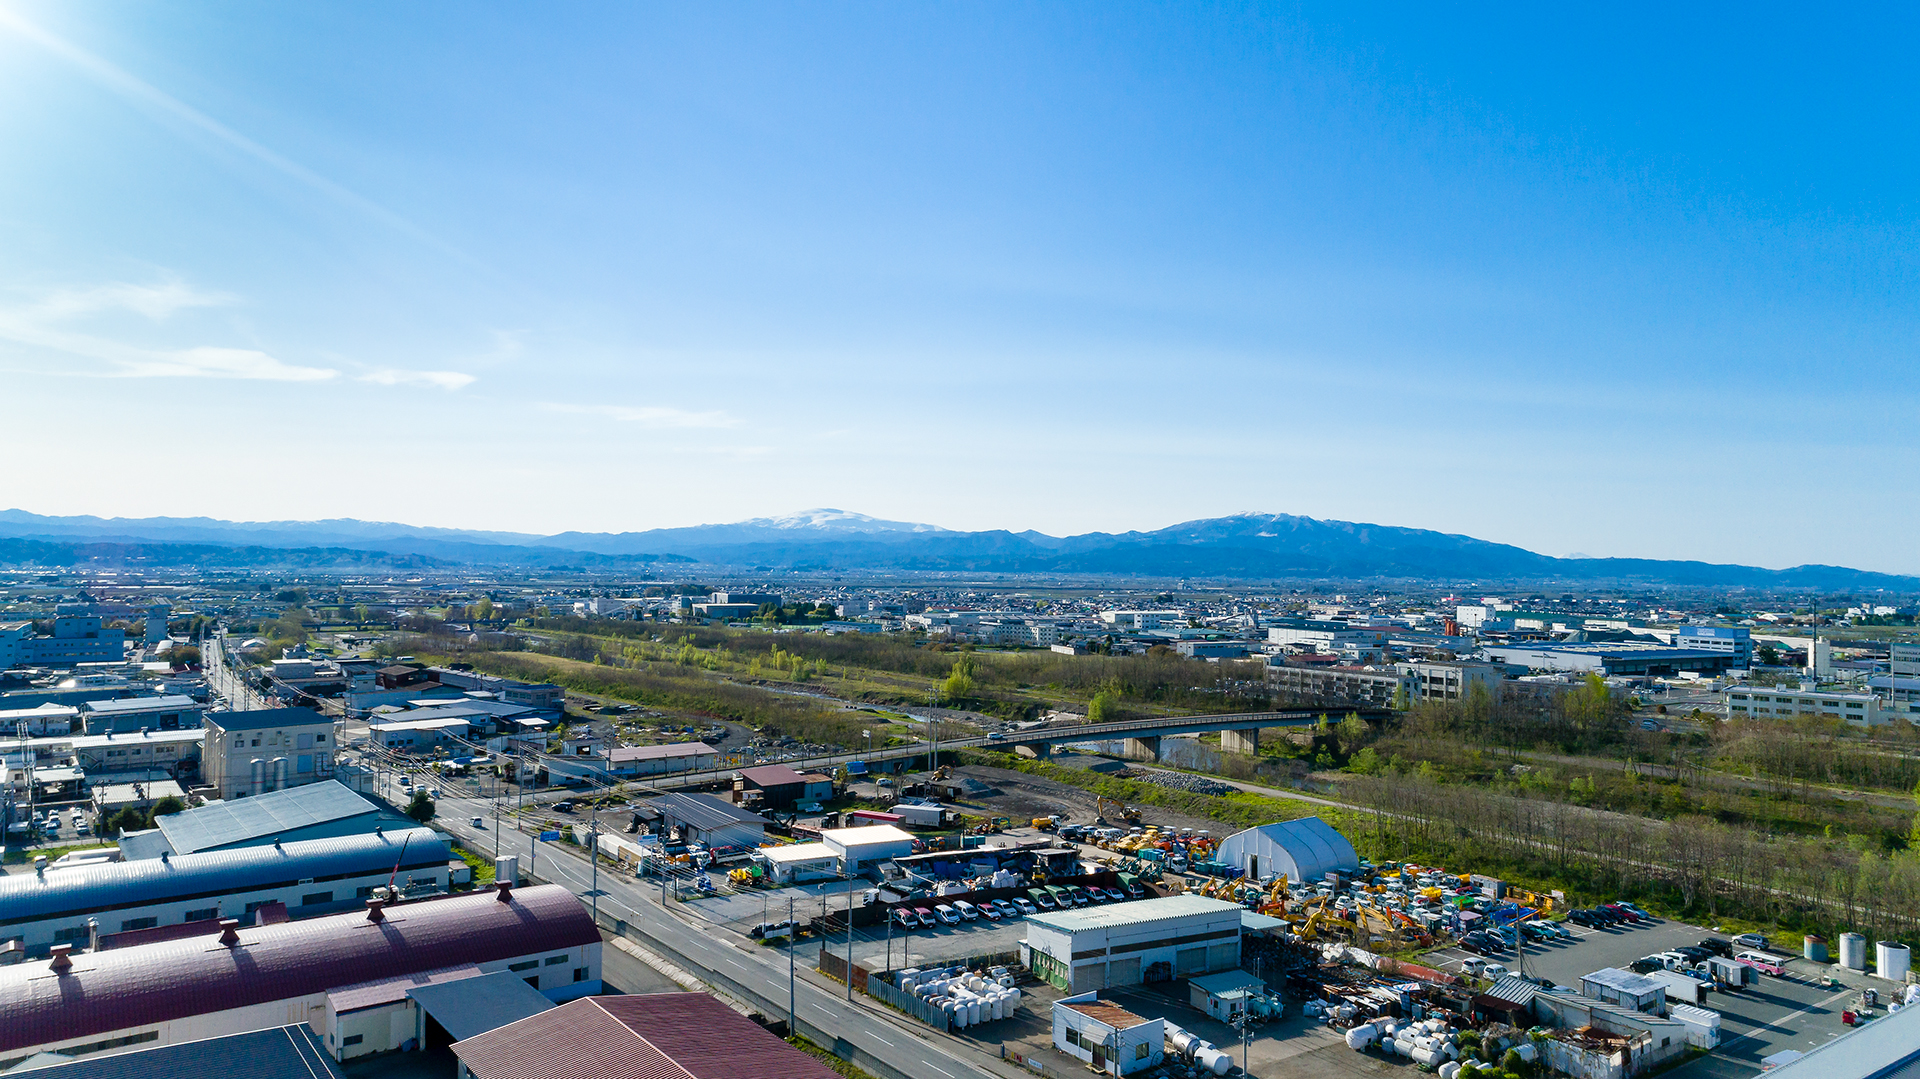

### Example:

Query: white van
xmin=934 ymin=904 xmax=962 ymax=926
xmin=952 ymin=901 xmax=980 ymax=921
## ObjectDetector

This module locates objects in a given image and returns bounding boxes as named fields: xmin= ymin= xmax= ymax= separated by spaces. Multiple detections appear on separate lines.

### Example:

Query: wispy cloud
xmin=359 ymin=368 xmax=476 ymax=391
xmin=0 ymin=7 xmax=468 ymax=263
xmin=541 ymin=402 xmax=738 ymax=429
xmin=37 ymin=280 xmax=234 ymax=320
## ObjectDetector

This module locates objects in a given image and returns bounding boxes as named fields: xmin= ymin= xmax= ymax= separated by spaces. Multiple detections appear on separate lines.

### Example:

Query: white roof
xmin=760 ymin=842 xmax=837 ymax=864
xmin=370 ymin=716 xmax=473 ymax=733
xmin=1028 ymin=894 xmax=1243 ymax=934
xmin=819 ymin=824 xmax=915 ymax=849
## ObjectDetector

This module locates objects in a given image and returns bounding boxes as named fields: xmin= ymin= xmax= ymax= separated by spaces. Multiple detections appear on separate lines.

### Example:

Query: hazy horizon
xmin=3 ymin=5 xmax=1916 ymax=572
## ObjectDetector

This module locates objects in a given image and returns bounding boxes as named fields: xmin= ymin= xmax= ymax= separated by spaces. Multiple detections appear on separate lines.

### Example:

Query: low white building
xmin=606 ymin=742 xmax=718 ymax=777
xmin=1725 ymin=686 xmax=1887 ymax=726
xmin=1051 ymin=993 xmax=1164 ymax=1076
xmin=819 ymin=824 xmax=915 ymax=877
xmin=757 ymin=841 xmax=841 ymax=884
xmin=1024 ymin=895 xmax=1243 ymax=993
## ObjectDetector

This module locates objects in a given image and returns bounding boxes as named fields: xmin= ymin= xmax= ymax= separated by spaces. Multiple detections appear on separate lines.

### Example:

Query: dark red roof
xmin=0 ymin=885 xmax=598 ymax=1053
xmin=452 ymin=992 xmax=843 ymax=1079
xmin=737 ymin=764 xmax=805 ymax=788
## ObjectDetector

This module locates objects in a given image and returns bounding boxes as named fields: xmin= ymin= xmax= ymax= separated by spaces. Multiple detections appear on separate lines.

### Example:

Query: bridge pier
xmin=1015 ymin=743 xmax=1052 ymax=760
xmin=1124 ymin=736 xmax=1161 ymax=762
xmin=1221 ymin=728 xmax=1259 ymax=755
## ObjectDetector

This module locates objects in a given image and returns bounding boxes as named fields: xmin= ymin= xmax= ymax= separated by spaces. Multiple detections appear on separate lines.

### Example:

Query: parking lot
xmin=681 ymin=880 xmax=1034 ymax=971
xmin=1426 ymin=916 xmax=1881 ymax=1077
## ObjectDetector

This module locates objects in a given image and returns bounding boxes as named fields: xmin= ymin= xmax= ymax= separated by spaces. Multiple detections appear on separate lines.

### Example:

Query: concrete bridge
xmin=979 ymin=707 xmax=1393 ymax=762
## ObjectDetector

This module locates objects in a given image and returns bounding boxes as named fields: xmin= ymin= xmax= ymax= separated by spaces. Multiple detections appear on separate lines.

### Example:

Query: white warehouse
xmin=1024 ymin=895 xmax=1243 ymax=993
xmin=1213 ymin=817 xmax=1358 ymax=883
xmin=0 ymin=827 xmax=451 ymax=956
xmin=1052 ymin=993 xmax=1164 ymax=1076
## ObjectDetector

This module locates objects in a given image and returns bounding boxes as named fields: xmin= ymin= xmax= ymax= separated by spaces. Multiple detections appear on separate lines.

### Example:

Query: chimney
xmin=87 ymin=918 xmax=99 ymax=952
xmin=495 ymin=880 xmax=513 ymax=903
xmin=48 ymin=944 xmax=72 ymax=973
xmin=365 ymin=898 xmax=385 ymax=923
xmin=218 ymin=918 xmax=241 ymax=946
xmin=160 ymin=851 xmax=170 ymax=864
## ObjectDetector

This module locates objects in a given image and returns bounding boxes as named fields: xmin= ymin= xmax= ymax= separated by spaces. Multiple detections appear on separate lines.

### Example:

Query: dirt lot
xmin=953 ymin=763 xmax=1230 ymax=836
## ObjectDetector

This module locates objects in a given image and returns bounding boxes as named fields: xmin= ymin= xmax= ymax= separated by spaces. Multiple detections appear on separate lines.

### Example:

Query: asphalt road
xmin=425 ymin=788 xmax=1024 ymax=1079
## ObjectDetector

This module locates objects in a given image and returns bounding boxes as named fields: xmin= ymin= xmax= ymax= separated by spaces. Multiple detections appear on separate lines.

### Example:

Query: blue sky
xmin=1 ymin=3 xmax=1916 ymax=571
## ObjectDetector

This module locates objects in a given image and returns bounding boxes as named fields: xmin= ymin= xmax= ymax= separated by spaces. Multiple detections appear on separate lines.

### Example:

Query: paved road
xmin=426 ymin=790 xmax=1023 ymax=1079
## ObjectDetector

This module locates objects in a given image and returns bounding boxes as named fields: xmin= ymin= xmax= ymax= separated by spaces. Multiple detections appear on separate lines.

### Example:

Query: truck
xmin=1649 ymin=969 xmax=1710 ymax=1006
xmin=1706 ymin=956 xmax=1757 ymax=989
xmin=889 ymin=803 xmax=946 ymax=828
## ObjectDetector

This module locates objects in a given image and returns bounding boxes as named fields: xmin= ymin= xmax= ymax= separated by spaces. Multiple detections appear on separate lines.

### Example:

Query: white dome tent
xmin=1215 ymin=817 xmax=1358 ymax=883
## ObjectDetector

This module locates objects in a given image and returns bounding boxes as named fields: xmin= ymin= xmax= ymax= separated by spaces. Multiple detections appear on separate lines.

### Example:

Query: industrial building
xmin=732 ymin=763 xmax=833 ymax=809
xmin=645 ymin=792 xmax=768 ymax=849
xmin=1394 ymin=660 xmax=1504 ymax=703
xmin=1051 ymin=994 xmax=1164 ymax=1076
xmin=1264 ymin=661 xmax=1410 ymax=707
xmin=0 ymin=827 xmax=449 ymax=955
xmin=450 ymin=991 xmax=841 ymax=1079
xmin=1725 ymin=686 xmax=1887 ymax=726
xmin=1675 ymin=626 xmax=1753 ymax=667
xmin=1214 ymin=817 xmax=1360 ymax=883
xmin=1024 ymin=895 xmax=1243 ymax=993
xmin=118 ymin=780 xmax=391 ymax=859
xmin=0 ymin=883 xmax=602 ymax=1069
xmin=606 ymin=741 xmax=717 ymax=777
xmin=80 ymin=695 xmax=203 ymax=735
xmin=0 ymin=606 xmax=126 ymax=668
xmin=819 ymin=823 xmax=916 ymax=876
xmin=8 ymin=1024 xmax=348 ymax=1079
xmin=1481 ymin=642 xmax=1736 ymax=677
xmin=367 ymin=714 xmax=472 ymax=750
xmin=200 ymin=707 xmax=337 ymax=799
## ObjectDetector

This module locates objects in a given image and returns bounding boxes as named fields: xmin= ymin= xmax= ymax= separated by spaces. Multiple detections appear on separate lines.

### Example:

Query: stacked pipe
xmin=1162 ymin=1023 xmax=1232 ymax=1076
xmin=896 ymin=966 xmax=1020 ymax=1029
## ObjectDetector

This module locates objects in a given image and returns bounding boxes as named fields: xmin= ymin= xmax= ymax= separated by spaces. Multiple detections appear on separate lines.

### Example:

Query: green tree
xmin=405 ymin=790 xmax=437 ymax=823
xmin=943 ymin=654 xmax=977 ymax=700
xmin=148 ymin=796 xmax=186 ymax=822
xmin=1758 ymin=643 xmax=1781 ymax=666
xmin=1346 ymin=747 xmax=1383 ymax=775
xmin=474 ymin=597 xmax=494 ymax=621
xmin=1087 ymin=690 xmax=1117 ymax=724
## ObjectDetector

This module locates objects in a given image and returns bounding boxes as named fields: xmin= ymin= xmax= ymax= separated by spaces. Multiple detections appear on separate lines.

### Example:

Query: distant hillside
xmin=0 ymin=508 xmax=1911 ymax=589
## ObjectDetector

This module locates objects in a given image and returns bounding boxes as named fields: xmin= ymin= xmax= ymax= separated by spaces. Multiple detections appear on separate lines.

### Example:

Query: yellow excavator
xmin=1094 ymin=796 xmax=1141 ymax=826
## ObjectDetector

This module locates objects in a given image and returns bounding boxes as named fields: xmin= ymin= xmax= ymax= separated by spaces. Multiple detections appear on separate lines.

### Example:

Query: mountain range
xmin=0 ymin=508 xmax=1911 ymax=589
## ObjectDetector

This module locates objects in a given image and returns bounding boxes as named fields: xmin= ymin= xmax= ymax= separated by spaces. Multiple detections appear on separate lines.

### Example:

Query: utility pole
xmin=492 ymin=801 xmax=501 ymax=863
xmin=788 ymin=895 xmax=797 ymax=1037
xmin=846 ymin=883 xmax=855 ymax=1002
xmin=589 ymin=805 xmax=600 ymax=925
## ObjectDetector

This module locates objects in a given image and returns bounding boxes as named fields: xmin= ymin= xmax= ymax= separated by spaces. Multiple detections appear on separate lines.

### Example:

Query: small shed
xmin=1052 ymin=993 xmax=1164 ymax=1076
xmin=1188 ymin=969 xmax=1264 ymax=1020
xmin=1579 ymin=967 xmax=1668 ymax=1015
xmin=820 ymin=824 xmax=916 ymax=876
xmin=735 ymin=764 xmax=809 ymax=809
xmin=760 ymin=842 xmax=841 ymax=884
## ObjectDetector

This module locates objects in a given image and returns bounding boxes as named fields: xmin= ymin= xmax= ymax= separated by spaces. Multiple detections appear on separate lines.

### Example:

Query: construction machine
xmin=1094 ymin=796 xmax=1141 ymax=826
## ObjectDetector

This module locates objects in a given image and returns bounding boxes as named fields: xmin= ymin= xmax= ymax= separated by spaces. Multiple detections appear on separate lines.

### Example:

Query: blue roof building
xmin=119 ymin=781 xmax=395 ymax=860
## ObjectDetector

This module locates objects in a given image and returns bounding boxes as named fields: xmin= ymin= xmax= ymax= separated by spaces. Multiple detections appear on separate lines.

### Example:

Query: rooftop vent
xmin=217 ymin=919 xmax=241 ymax=946
xmin=495 ymin=881 xmax=513 ymax=903
xmin=48 ymin=944 xmax=72 ymax=973
xmin=33 ymin=855 xmax=45 ymax=878
xmin=365 ymin=898 xmax=385 ymax=923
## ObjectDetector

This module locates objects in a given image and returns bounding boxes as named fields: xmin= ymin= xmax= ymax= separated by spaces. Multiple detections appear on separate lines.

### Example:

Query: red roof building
xmin=0 ymin=884 xmax=600 ymax=1067
xmin=452 ymin=993 xmax=843 ymax=1079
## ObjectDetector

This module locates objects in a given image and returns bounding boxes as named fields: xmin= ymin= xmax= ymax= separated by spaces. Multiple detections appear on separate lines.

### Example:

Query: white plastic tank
xmin=1513 ymin=1043 xmax=1538 ymax=1064
xmin=1411 ymin=1046 xmax=1445 ymax=1067
xmin=1345 ymin=1024 xmax=1377 ymax=1050
xmin=1843 ymin=933 xmax=1869 ymax=971
xmin=1195 ymin=1047 xmax=1232 ymax=1075
xmin=1879 ymin=941 xmax=1911 ymax=983
xmin=1438 ymin=1063 xmax=1462 ymax=1079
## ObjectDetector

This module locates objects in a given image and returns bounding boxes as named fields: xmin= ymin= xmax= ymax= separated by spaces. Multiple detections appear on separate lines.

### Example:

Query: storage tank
xmin=1806 ymin=935 xmax=1830 ymax=962
xmin=1879 ymin=942 xmax=1911 ymax=983
xmin=1842 ymin=933 xmax=1869 ymax=971
xmin=1410 ymin=1045 xmax=1446 ymax=1068
xmin=1194 ymin=1047 xmax=1232 ymax=1075
xmin=1345 ymin=1024 xmax=1377 ymax=1050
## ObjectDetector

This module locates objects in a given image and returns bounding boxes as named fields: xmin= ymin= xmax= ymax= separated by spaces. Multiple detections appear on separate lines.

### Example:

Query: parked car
xmin=1630 ymin=957 xmax=1665 ymax=975
xmin=1565 ymin=909 xmax=1598 ymax=927
xmin=934 ymin=904 xmax=961 ymax=926
xmin=953 ymin=901 xmax=980 ymax=921
xmin=1732 ymin=932 xmax=1769 ymax=950
xmin=552 ymin=801 xmax=576 ymax=813
xmin=1614 ymin=902 xmax=1652 ymax=920
xmin=1698 ymin=938 xmax=1733 ymax=957
xmin=1030 ymin=889 xmax=1057 ymax=910
xmin=1674 ymin=946 xmax=1713 ymax=962
xmin=1736 ymin=951 xmax=1787 ymax=977
xmin=913 ymin=907 xmax=936 ymax=929
xmin=893 ymin=909 xmax=919 ymax=930
xmin=1482 ymin=964 xmax=1510 ymax=981
xmin=1103 ymin=888 xmax=1127 ymax=903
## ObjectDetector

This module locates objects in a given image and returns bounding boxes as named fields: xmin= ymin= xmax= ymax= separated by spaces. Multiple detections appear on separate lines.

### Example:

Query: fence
xmin=865 ymin=970 xmax=953 ymax=1030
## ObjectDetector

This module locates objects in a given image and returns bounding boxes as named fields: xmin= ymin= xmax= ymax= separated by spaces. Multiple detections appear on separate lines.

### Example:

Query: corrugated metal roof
xmin=648 ymin=793 xmax=767 ymax=833
xmin=329 ymin=963 xmax=482 ymax=1013
xmin=202 ymin=707 xmax=330 ymax=733
xmin=81 ymin=696 xmax=199 ymax=715
xmin=1580 ymin=967 xmax=1667 ymax=995
xmin=452 ymin=993 xmax=843 ymax=1079
xmin=10 ymin=1024 xmax=347 ymax=1079
xmin=1485 ymin=974 xmax=1538 ymax=1007
xmin=0 ymin=884 xmax=599 ymax=1053
xmin=0 ymin=827 xmax=447 ymax=925
xmin=407 ymin=969 xmax=555 ymax=1043
xmin=1026 ymin=894 xmax=1243 ymax=934
xmin=610 ymin=743 xmax=715 ymax=763
xmin=737 ymin=764 xmax=805 ymax=787
xmin=1061 ymin=1000 xmax=1152 ymax=1029
xmin=154 ymin=780 xmax=378 ymax=853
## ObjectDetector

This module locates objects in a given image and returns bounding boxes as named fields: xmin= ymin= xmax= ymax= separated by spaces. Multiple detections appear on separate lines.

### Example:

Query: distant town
xmin=0 ymin=559 xmax=1915 ymax=1079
